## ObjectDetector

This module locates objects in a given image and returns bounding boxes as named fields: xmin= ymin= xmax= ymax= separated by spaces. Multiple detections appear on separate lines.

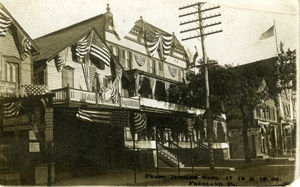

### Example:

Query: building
xmin=32 ymin=5 xmax=229 ymax=173
xmin=0 ymin=3 xmax=54 ymax=185
xmin=227 ymin=57 xmax=296 ymax=159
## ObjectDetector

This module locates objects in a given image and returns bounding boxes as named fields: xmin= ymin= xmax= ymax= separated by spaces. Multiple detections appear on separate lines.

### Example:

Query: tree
xmin=173 ymin=46 xmax=296 ymax=164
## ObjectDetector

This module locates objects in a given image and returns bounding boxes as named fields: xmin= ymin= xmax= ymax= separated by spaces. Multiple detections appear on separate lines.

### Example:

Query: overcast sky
xmin=1 ymin=0 xmax=298 ymax=65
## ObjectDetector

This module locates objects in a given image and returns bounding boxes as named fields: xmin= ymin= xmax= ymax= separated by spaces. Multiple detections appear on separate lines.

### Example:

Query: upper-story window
xmin=62 ymin=66 xmax=74 ymax=88
xmin=121 ymin=49 xmax=132 ymax=70
xmin=150 ymin=59 xmax=156 ymax=75
xmin=6 ymin=62 xmax=19 ymax=84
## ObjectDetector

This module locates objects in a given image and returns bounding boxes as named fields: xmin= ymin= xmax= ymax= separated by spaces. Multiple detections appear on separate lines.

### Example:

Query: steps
xmin=157 ymin=144 xmax=184 ymax=168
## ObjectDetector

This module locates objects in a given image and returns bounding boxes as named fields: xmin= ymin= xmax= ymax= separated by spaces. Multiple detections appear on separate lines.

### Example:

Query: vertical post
xmin=177 ymin=140 xmax=180 ymax=176
xmin=155 ymin=126 xmax=159 ymax=175
xmin=273 ymin=20 xmax=279 ymax=54
xmin=66 ymin=83 xmax=70 ymax=106
xmin=190 ymin=134 xmax=194 ymax=173
xmin=0 ymin=100 xmax=3 ymax=142
xmin=197 ymin=3 xmax=215 ymax=170
xmin=130 ymin=112 xmax=137 ymax=184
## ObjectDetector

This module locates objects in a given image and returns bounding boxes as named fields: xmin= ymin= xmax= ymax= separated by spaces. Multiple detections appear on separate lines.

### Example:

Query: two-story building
xmin=32 ymin=5 xmax=230 ymax=172
xmin=0 ymin=3 xmax=54 ymax=185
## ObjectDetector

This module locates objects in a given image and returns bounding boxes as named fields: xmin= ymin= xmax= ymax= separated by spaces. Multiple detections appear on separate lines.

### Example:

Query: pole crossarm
xmin=180 ymin=19 xmax=200 ymax=25
xmin=179 ymin=11 xmax=199 ymax=17
xmin=182 ymin=30 xmax=223 ymax=41
xmin=199 ymin=6 xmax=221 ymax=13
xmin=180 ymin=22 xmax=221 ymax=34
xmin=179 ymin=2 xmax=205 ymax=10
xmin=201 ymin=14 xmax=221 ymax=21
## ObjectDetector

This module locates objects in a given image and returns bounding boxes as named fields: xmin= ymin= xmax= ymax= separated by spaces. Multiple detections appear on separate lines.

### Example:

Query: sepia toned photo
xmin=0 ymin=0 xmax=299 ymax=186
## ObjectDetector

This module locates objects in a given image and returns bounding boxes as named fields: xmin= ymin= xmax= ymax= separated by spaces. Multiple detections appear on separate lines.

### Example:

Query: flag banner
xmin=76 ymin=34 xmax=91 ymax=58
xmin=2 ymin=102 xmax=22 ymax=117
xmin=0 ymin=8 xmax=12 ymax=37
xmin=144 ymin=22 xmax=173 ymax=59
xmin=111 ymin=72 xmax=121 ymax=104
xmin=54 ymin=47 xmax=68 ymax=72
xmin=133 ymin=112 xmax=147 ymax=133
xmin=168 ymin=65 xmax=177 ymax=77
xmin=76 ymin=108 xmax=112 ymax=124
xmin=186 ymin=118 xmax=194 ymax=135
xmin=21 ymin=84 xmax=51 ymax=96
xmin=81 ymin=63 xmax=90 ymax=91
xmin=134 ymin=53 xmax=146 ymax=66
xmin=90 ymin=32 xmax=111 ymax=66
xmin=260 ymin=25 xmax=274 ymax=40
xmin=89 ymin=65 xmax=96 ymax=91
xmin=111 ymin=110 xmax=130 ymax=126
xmin=15 ymin=29 xmax=32 ymax=60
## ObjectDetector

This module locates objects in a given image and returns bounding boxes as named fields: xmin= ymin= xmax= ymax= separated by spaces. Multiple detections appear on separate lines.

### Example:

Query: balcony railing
xmin=52 ymin=87 xmax=140 ymax=109
xmin=52 ymin=87 xmax=202 ymax=115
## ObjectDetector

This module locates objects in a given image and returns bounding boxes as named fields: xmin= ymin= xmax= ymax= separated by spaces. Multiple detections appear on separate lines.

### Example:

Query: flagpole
xmin=274 ymin=20 xmax=279 ymax=54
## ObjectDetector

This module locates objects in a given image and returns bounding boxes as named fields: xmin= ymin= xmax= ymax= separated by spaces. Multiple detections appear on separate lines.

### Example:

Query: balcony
xmin=52 ymin=87 xmax=202 ymax=115
xmin=52 ymin=87 xmax=140 ymax=109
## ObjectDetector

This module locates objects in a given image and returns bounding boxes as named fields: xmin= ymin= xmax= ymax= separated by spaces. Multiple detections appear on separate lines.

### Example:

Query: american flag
xmin=54 ymin=53 xmax=63 ymax=72
xmin=90 ymin=32 xmax=111 ymax=66
xmin=76 ymin=34 xmax=91 ymax=59
xmin=0 ymin=7 xmax=12 ymax=37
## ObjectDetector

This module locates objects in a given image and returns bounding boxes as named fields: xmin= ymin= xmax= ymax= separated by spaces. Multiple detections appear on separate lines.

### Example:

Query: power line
xmin=204 ymin=2 xmax=297 ymax=16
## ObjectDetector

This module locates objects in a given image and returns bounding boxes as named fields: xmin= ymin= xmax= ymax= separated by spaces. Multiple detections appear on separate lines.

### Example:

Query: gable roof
xmin=0 ymin=3 xmax=39 ymax=53
xmin=33 ymin=13 xmax=106 ymax=61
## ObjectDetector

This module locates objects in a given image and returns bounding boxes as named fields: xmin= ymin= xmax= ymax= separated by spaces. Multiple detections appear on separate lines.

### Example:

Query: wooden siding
xmin=46 ymin=46 xmax=113 ymax=91
xmin=0 ymin=30 xmax=32 ymax=85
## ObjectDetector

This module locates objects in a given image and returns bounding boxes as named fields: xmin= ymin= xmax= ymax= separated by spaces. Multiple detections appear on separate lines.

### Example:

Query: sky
xmin=1 ymin=0 xmax=299 ymax=66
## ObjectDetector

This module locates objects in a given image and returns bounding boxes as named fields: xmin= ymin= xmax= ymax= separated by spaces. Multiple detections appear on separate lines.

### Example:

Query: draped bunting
xmin=2 ymin=102 xmax=21 ymax=117
xmin=135 ymin=74 xmax=144 ymax=97
xmin=149 ymin=77 xmax=156 ymax=98
xmin=21 ymin=84 xmax=51 ymax=96
xmin=134 ymin=53 xmax=146 ymax=66
xmin=144 ymin=22 xmax=173 ymax=59
xmin=133 ymin=113 xmax=147 ymax=133
xmin=16 ymin=29 xmax=32 ymax=60
xmin=0 ymin=7 xmax=12 ymax=37
xmin=164 ymin=81 xmax=170 ymax=97
xmin=54 ymin=47 xmax=69 ymax=72
xmin=168 ymin=65 xmax=177 ymax=77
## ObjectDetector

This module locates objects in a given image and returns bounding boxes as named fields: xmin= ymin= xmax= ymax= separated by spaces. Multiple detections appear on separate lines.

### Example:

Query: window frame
xmin=62 ymin=66 xmax=74 ymax=88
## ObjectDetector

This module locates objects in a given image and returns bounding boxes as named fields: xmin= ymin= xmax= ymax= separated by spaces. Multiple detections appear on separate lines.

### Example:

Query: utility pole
xmin=179 ymin=2 xmax=222 ymax=170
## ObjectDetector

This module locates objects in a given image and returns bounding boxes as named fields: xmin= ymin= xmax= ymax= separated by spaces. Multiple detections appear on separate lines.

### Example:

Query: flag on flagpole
xmin=260 ymin=25 xmax=274 ymax=40
xmin=90 ymin=32 xmax=111 ymax=66
xmin=0 ymin=7 xmax=12 ymax=37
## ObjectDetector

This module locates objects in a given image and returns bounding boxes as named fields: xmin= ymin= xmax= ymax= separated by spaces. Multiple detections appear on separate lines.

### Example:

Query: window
xmin=62 ymin=66 xmax=74 ymax=88
xmin=150 ymin=60 xmax=156 ymax=74
xmin=256 ymin=107 xmax=261 ymax=118
xmin=121 ymin=49 xmax=132 ymax=69
xmin=6 ymin=62 xmax=19 ymax=84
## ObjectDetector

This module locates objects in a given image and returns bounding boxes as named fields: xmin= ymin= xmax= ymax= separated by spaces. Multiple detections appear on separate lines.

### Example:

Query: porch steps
xmin=157 ymin=146 xmax=184 ymax=168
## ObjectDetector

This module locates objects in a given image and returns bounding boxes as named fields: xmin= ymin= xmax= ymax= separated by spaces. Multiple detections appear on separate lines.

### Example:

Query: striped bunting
xmin=90 ymin=32 xmax=111 ymax=66
xmin=0 ymin=8 xmax=12 ymax=37
xmin=21 ymin=36 xmax=32 ymax=58
xmin=186 ymin=118 xmax=194 ymax=135
xmin=111 ymin=86 xmax=118 ymax=104
xmin=54 ymin=53 xmax=64 ymax=72
xmin=76 ymin=108 xmax=112 ymax=124
xmin=76 ymin=33 xmax=91 ymax=59
xmin=144 ymin=23 xmax=160 ymax=57
xmin=133 ymin=113 xmax=147 ymax=133
xmin=16 ymin=29 xmax=32 ymax=59
xmin=144 ymin=22 xmax=173 ymax=59
xmin=81 ymin=63 xmax=90 ymax=91
xmin=2 ymin=102 xmax=21 ymax=117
